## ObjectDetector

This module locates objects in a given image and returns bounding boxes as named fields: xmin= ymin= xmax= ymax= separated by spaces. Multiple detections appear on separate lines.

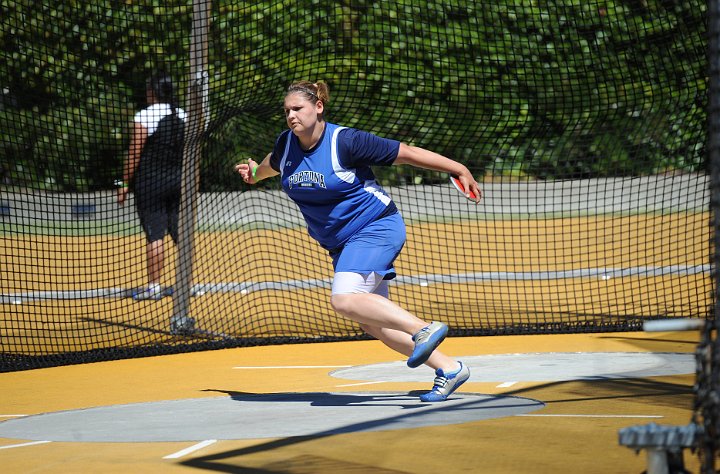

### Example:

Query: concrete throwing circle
xmin=0 ymin=392 xmax=544 ymax=442
xmin=331 ymin=352 xmax=695 ymax=383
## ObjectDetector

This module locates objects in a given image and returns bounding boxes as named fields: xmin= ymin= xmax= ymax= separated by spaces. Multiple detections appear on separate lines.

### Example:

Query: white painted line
xmin=163 ymin=440 xmax=217 ymax=459
xmin=496 ymin=381 xmax=517 ymax=388
xmin=233 ymin=365 xmax=352 ymax=369
xmin=0 ymin=414 xmax=28 ymax=418
xmin=0 ymin=440 xmax=52 ymax=450
xmin=335 ymin=381 xmax=386 ymax=388
xmin=517 ymin=414 xmax=664 ymax=419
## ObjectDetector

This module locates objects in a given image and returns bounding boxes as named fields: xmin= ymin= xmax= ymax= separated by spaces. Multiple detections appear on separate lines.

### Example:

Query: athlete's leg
xmin=361 ymin=323 xmax=460 ymax=372
xmin=146 ymin=238 xmax=164 ymax=284
xmin=332 ymin=290 xmax=425 ymax=333
xmin=137 ymin=187 xmax=164 ymax=286
xmin=331 ymin=273 xmax=459 ymax=372
xmin=330 ymin=214 xmax=457 ymax=370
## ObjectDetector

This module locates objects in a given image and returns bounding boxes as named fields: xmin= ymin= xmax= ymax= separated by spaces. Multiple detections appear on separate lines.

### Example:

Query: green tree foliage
xmin=0 ymin=0 xmax=191 ymax=190
xmin=0 ymin=0 xmax=707 ymax=191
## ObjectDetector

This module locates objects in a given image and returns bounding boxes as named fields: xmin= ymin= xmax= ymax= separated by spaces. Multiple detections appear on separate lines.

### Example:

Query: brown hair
xmin=286 ymin=81 xmax=330 ymax=107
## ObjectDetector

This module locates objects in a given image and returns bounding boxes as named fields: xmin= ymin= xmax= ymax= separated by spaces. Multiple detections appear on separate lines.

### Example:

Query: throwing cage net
xmin=0 ymin=0 xmax=713 ymax=384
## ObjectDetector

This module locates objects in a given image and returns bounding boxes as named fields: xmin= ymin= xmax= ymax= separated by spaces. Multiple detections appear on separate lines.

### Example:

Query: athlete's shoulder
xmin=333 ymin=126 xmax=368 ymax=151
xmin=135 ymin=103 xmax=162 ymax=117
xmin=336 ymin=126 xmax=390 ymax=145
xmin=274 ymin=129 xmax=293 ymax=150
xmin=174 ymin=107 xmax=188 ymax=121
xmin=336 ymin=127 xmax=400 ymax=167
xmin=135 ymin=103 xmax=179 ymax=127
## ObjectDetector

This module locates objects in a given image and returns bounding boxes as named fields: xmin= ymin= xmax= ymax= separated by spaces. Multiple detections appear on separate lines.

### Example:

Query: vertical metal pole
xmin=711 ymin=0 xmax=720 ymax=328
xmin=645 ymin=449 xmax=669 ymax=474
xmin=707 ymin=0 xmax=720 ymax=470
xmin=171 ymin=0 xmax=210 ymax=334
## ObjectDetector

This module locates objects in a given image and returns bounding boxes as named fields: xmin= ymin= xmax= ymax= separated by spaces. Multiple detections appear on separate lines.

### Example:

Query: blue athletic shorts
xmin=329 ymin=212 xmax=406 ymax=280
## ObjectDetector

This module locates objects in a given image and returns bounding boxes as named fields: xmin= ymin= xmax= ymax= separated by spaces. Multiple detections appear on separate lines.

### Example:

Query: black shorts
xmin=135 ymin=185 xmax=180 ymax=244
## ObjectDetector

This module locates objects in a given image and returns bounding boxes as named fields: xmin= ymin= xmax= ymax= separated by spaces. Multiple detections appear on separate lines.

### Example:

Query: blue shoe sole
xmin=419 ymin=375 xmax=469 ymax=402
xmin=407 ymin=324 xmax=448 ymax=368
xmin=420 ymin=364 xmax=471 ymax=402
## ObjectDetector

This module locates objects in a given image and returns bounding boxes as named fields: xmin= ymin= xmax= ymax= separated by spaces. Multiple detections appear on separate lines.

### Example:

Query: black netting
xmin=0 ymin=0 xmax=711 ymax=372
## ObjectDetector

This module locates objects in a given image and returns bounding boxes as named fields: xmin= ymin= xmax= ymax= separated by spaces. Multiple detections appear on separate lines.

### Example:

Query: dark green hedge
xmin=0 ymin=0 xmax=708 ymax=191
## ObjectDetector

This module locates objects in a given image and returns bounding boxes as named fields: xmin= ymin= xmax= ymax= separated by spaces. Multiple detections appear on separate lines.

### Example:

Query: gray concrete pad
xmin=331 ymin=352 xmax=695 ymax=383
xmin=0 ymin=392 xmax=544 ymax=442
xmin=0 ymin=352 xmax=689 ymax=443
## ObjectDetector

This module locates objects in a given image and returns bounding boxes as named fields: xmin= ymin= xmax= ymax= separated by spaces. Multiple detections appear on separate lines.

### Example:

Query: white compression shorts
xmin=331 ymin=271 xmax=389 ymax=298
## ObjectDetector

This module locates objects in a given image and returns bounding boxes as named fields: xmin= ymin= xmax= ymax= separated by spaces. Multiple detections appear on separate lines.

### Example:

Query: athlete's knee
xmin=358 ymin=322 xmax=380 ymax=338
xmin=331 ymin=293 xmax=362 ymax=316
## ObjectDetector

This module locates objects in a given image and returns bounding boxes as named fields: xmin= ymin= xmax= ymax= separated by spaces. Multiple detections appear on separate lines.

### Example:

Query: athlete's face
xmin=284 ymin=93 xmax=323 ymax=137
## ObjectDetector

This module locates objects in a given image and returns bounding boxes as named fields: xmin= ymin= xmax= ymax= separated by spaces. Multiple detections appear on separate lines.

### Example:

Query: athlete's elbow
xmin=394 ymin=143 xmax=417 ymax=165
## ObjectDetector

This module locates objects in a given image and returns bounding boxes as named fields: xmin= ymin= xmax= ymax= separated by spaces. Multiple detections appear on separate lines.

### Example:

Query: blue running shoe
xmin=420 ymin=361 xmax=470 ymax=402
xmin=407 ymin=321 xmax=448 ymax=368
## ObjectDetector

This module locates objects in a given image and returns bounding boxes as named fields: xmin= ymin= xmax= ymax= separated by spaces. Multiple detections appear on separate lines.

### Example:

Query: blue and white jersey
xmin=270 ymin=122 xmax=400 ymax=250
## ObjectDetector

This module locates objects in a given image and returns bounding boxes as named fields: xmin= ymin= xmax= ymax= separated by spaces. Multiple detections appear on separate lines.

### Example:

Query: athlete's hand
xmin=235 ymin=159 xmax=258 ymax=185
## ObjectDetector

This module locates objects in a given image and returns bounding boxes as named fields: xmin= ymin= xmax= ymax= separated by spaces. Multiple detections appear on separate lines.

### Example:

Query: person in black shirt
xmin=117 ymin=74 xmax=187 ymax=300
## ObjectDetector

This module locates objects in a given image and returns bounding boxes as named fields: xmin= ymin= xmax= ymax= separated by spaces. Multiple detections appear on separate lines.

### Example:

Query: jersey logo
xmin=287 ymin=170 xmax=326 ymax=189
